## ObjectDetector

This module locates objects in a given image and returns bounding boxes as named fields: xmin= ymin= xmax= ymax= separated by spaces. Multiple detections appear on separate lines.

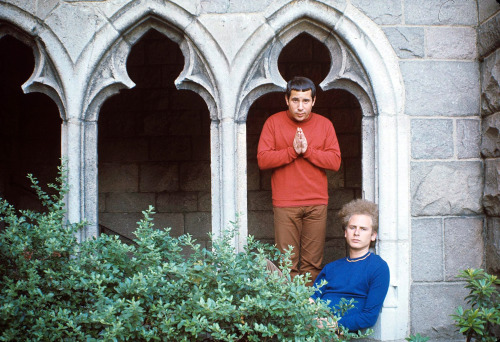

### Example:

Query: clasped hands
xmin=293 ymin=127 xmax=308 ymax=155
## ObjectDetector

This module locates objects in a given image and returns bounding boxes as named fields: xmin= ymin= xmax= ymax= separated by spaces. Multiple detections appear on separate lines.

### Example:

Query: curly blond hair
xmin=338 ymin=199 xmax=378 ymax=233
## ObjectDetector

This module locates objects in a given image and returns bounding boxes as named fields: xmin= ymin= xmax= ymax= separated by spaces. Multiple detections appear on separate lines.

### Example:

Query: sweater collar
xmin=285 ymin=110 xmax=314 ymax=124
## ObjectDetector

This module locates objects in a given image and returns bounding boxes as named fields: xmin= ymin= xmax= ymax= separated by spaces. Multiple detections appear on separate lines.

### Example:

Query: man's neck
xmin=348 ymin=248 xmax=370 ymax=259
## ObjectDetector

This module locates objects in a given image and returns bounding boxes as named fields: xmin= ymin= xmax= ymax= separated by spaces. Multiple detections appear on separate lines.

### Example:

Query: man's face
xmin=285 ymin=89 xmax=316 ymax=122
xmin=344 ymin=214 xmax=377 ymax=252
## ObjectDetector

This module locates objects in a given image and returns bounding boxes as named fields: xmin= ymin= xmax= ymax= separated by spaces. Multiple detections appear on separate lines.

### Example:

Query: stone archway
xmin=97 ymin=29 xmax=212 ymax=246
xmin=234 ymin=2 xmax=407 ymax=340
xmin=0 ymin=33 xmax=61 ymax=215
xmin=246 ymin=32 xmax=363 ymax=265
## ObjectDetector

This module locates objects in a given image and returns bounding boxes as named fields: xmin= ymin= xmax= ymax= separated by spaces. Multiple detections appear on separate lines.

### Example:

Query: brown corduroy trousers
xmin=273 ymin=205 xmax=327 ymax=286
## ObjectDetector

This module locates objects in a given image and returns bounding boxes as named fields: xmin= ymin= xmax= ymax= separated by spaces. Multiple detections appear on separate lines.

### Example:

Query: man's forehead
xmin=289 ymin=89 xmax=314 ymax=98
xmin=347 ymin=214 xmax=373 ymax=226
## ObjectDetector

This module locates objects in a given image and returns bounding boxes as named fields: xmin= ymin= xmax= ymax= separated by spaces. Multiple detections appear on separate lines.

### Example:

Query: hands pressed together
xmin=293 ymin=127 xmax=308 ymax=155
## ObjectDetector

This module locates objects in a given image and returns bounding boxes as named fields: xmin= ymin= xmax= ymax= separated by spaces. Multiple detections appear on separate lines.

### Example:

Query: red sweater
xmin=257 ymin=111 xmax=341 ymax=207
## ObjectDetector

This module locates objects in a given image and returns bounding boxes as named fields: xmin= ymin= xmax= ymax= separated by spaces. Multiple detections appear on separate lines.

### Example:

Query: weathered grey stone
xmin=260 ymin=169 xmax=272 ymax=191
xmin=157 ymin=192 xmax=198 ymax=213
xmin=99 ymin=212 xmax=143 ymax=240
xmin=411 ymin=161 xmax=483 ymax=216
xmin=382 ymin=27 xmax=424 ymax=59
xmin=326 ymin=209 xmax=344 ymax=238
xmin=99 ymin=138 xmax=149 ymax=163
xmin=411 ymin=119 xmax=453 ymax=159
xmin=481 ymin=50 xmax=500 ymax=116
xmin=444 ymin=217 xmax=484 ymax=280
xmin=481 ymin=113 xmax=500 ymax=157
xmin=248 ymin=210 xmax=274 ymax=240
xmin=483 ymin=158 xmax=500 ymax=216
xmin=350 ymin=0 xmax=402 ymax=24
xmin=405 ymin=0 xmax=477 ymax=25
xmin=246 ymin=160 xmax=260 ymax=191
xmin=200 ymin=0 xmax=273 ymax=13
xmin=198 ymin=191 xmax=211 ymax=212
xmin=198 ymin=13 xmax=266 ymax=63
xmin=401 ymin=61 xmax=480 ymax=116
xmin=139 ymin=163 xmax=179 ymax=192
xmin=185 ymin=212 xmax=211 ymax=239
xmin=486 ymin=217 xmax=500 ymax=275
xmin=411 ymin=283 xmax=468 ymax=340
xmin=328 ymin=188 xmax=355 ymax=210
xmin=151 ymin=213 xmax=184 ymax=237
xmin=343 ymin=159 xmax=360 ymax=188
xmin=338 ymin=134 xmax=360 ymax=158
xmin=479 ymin=0 xmax=500 ymax=23
xmin=150 ymin=137 xmax=192 ymax=161
xmin=327 ymin=167 xmax=345 ymax=189
xmin=106 ymin=192 xmax=155 ymax=213
xmin=323 ymin=238 xmax=347 ymax=265
xmin=98 ymin=193 xmax=105 ymax=211
xmin=179 ymin=162 xmax=211 ymax=191
xmin=44 ymin=3 xmax=108 ymax=62
xmin=247 ymin=190 xmax=272 ymax=211
xmin=411 ymin=218 xmax=443 ymax=282
xmin=426 ymin=27 xmax=477 ymax=60
xmin=478 ymin=13 xmax=500 ymax=58
xmin=99 ymin=163 xmax=138 ymax=193
xmin=457 ymin=119 xmax=481 ymax=159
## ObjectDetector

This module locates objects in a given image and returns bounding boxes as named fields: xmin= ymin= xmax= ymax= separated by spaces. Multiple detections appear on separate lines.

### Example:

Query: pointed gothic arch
xmin=233 ymin=2 xmax=408 ymax=340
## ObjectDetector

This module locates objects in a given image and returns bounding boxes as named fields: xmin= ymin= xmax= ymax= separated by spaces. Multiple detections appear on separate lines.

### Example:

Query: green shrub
xmin=405 ymin=333 xmax=429 ymax=342
xmin=451 ymin=268 xmax=500 ymax=342
xmin=0 ymin=166 xmax=372 ymax=341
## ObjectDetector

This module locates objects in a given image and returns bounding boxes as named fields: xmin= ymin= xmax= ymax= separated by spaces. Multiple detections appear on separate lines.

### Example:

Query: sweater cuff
xmin=303 ymin=147 xmax=312 ymax=159
xmin=288 ymin=147 xmax=299 ymax=159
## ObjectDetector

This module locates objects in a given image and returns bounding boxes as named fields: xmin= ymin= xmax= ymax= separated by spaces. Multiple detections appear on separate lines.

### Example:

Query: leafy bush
xmin=451 ymin=268 xmax=500 ymax=342
xmin=0 ymin=166 xmax=372 ymax=341
xmin=405 ymin=333 xmax=429 ymax=342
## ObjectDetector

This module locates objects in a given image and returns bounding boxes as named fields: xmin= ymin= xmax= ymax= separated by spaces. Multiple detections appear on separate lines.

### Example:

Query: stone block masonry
xmin=97 ymin=31 xmax=212 ymax=244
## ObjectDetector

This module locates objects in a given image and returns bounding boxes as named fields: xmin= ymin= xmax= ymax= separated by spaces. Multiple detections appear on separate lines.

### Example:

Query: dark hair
xmin=338 ymin=199 xmax=379 ymax=233
xmin=286 ymin=76 xmax=316 ymax=98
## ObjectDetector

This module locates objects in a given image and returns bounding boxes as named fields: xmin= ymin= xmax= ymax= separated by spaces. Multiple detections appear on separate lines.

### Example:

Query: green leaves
xmin=0 ymin=166 xmax=371 ymax=341
xmin=451 ymin=268 xmax=500 ymax=342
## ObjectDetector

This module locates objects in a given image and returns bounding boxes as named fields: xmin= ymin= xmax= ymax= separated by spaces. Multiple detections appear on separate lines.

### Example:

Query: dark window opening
xmin=0 ymin=35 xmax=61 ymax=221
xmin=98 ymin=29 xmax=211 ymax=247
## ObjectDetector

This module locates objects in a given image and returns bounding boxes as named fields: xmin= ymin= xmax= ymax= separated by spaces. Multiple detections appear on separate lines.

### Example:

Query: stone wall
xmin=1 ymin=0 xmax=498 ymax=340
xmin=98 ymin=30 xmax=212 ymax=246
xmin=479 ymin=1 xmax=500 ymax=276
xmin=363 ymin=0 xmax=485 ymax=339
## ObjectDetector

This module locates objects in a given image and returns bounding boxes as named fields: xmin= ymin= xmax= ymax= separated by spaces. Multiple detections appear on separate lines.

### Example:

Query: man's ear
xmin=311 ymin=96 xmax=316 ymax=106
xmin=371 ymin=231 xmax=377 ymax=242
xmin=285 ymin=94 xmax=289 ymax=106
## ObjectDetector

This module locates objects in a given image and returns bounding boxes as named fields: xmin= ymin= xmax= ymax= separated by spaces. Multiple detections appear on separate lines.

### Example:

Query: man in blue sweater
xmin=310 ymin=199 xmax=390 ymax=332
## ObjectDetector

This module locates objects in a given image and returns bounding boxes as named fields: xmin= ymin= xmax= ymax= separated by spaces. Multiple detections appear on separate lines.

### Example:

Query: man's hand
xmin=293 ymin=127 xmax=308 ymax=154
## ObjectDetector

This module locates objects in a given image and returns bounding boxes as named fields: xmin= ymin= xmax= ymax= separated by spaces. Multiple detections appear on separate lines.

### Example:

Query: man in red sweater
xmin=257 ymin=76 xmax=341 ymax=285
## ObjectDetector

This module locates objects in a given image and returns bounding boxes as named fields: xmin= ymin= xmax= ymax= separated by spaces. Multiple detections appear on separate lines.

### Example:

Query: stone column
xmin=481 ymin=50 xmax=500 ymax=275
xmin=62 ymin=118 xmax=85 ymax=241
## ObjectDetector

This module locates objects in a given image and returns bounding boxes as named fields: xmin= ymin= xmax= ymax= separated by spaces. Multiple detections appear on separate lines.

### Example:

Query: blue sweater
xmin=311 ymin=252 xmax=390 ymax=331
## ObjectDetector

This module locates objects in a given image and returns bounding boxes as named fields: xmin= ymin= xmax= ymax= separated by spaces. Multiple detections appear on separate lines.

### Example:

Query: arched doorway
xmin=246 ymin=33 xmax=362 ymax=265
xmin=97 ymin=29 xmax=212 ymax=246
xmin=0 ymin=35 xmax=61 ymax=217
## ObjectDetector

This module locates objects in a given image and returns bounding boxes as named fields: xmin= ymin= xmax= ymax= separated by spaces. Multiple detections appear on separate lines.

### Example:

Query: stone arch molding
xmin=84 ymin=13 xmax=220 ymax=122
xmin=0 ymin=14 xmax=68 ymax=121
xmin=236 ymin=18 xmax=376 ymax=122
